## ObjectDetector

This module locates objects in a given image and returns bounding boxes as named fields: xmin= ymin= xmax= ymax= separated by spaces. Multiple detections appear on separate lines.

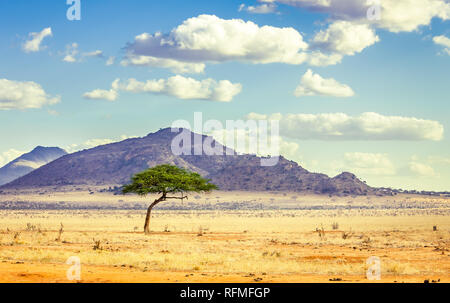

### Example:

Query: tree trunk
xmin=144 ymin=194 xmax=166 ymax=234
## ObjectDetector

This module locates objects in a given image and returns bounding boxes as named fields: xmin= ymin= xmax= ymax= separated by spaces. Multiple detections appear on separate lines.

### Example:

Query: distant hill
xmin=1 ymin=129 xmax=376 ymax=195
xmin=0 ymin=146 xmax=67 ymax=186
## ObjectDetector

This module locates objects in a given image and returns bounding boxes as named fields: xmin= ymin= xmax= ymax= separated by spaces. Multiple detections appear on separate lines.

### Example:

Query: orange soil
xmin=0 ymin=261 xmax=447 ymax=283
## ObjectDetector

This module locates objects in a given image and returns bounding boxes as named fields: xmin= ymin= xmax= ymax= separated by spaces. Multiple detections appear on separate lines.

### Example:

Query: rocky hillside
xmin=0 ymin=146 xmax=67 ymax=186
xmin=1 ymin=129 xmax=375 ymax=195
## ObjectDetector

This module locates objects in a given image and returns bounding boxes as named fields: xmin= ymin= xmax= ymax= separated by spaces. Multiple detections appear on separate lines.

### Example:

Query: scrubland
xmin=0 ymin=190 xmax=448 ymax=283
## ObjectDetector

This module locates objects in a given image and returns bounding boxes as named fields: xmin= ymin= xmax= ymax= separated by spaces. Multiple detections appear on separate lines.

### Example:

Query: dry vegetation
xmin=0 ymin=190 xmax=449 ymax=283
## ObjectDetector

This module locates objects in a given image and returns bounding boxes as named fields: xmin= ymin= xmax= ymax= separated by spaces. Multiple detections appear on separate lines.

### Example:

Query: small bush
xmin=92 ymin=239 xmax=103 ymax=251
xmin=55 ymin=223 xmax=64 ymax=242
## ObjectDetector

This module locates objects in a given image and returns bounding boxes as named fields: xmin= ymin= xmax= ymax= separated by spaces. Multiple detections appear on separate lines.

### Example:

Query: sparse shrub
xmin=197 ymin=226 xmax=203 ymax=237
xmin=55 ymin=223 xmax=64 ymax=242
xmin=26 ymin=223 xmax=37 ymax=231
xmin=262 ymin=251 xmax=281 ymax=257
xmin=342 ymin=231 xmax=352 ymax=240
xmin=386 ymin=263 xmax=404 ymax=275
xmin=362 ymin=237 xmax=371 ymax=245
xmin=271 ymin=251 xmax=281 ymax=257
xmin=316 ymin=226 xmax=325 ymax=240
xmin=92 ymin=239 xmax=102 ymax=250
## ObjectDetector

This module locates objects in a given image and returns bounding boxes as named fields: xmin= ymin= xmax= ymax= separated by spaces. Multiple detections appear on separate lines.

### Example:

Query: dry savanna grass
xmin=0 ymin=190 xmax=449 ymax=283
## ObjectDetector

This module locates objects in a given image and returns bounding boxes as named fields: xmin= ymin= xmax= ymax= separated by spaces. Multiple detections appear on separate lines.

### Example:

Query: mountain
xmin=0 ymin=146 xmax=67 ymax=186
xmin=0 ymin=129 xmax=376 ymax=195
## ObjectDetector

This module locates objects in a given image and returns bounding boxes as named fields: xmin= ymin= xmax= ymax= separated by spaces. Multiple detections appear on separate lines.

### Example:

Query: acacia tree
xmin=122 ymin=164 xmax=218 ymax=234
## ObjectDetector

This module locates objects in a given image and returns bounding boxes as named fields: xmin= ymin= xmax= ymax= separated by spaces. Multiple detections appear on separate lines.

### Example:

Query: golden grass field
xmin=0 ymin=190 xmax=448 ymax=283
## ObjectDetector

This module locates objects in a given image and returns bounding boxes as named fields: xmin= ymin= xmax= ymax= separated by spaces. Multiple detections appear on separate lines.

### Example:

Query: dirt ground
xmin=0 ymin=261 xmax=446 ymax=283
xmin=0 ymin=191 xmax=448 ymax=283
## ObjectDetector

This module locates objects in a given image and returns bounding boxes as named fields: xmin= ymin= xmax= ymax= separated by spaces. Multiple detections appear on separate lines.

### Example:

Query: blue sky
xmin=0 ymin=0 xmax=449 ymax=190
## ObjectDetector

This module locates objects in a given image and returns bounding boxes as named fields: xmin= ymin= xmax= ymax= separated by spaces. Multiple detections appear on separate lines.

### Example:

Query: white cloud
xmin=307 ymin=51 xmax=343 ymax=66
xmin=311 ymin=20 xmax=379 ymax=56
xmin=343 ymin=152 xmax=396 ymax=176
xmin=120 ymin=76 xmax=242 ymax=102
xmin=0 ymin=78 xmax=60 ymax=110
xmin=63 ymin=43 xmax=79 ymax=63
xmin=82 ymin=50 xmax=104 ymax=58
xmin=121 ymin=54 xmax=206 ymax=74
xmin=123 ymin=14 xmax=309 ymax=73
xmin=23 ymin=27 xmax=52 ymax=53
xmin=106 ymin=56 xmax=116 ymax=66
xmin=428 ymin=156 xmax=450 ymax=165
xmin=239 ymin=3 xmax=278 ymax=14
xmin=0 ymin=149 xmax=25 ymax=167
xmin=247 ymin=112 xmax=444 ymax=141
xmin=294 ymin=69 xmax=355 ymax=97
xmin=209 ymin=128 xmax=299 ymax=158
xmin=83 ymin=88 xmax=118 ymax=101
xmin=47 ymin=109 xmax=59 ymax=116
xmin=377 ymin=0 xmax=450 ymax=33
xmin=262 ymin=0 xmax=450 ymax=33
xmin=66 ymin=135 xmax=138 ymax=153
xmin=83 ymin=79 xmax=119 ymax=101
xmin=409 ymin=161 xmax=436 ymax=177
xmin=83 ymin=76 xmax=242 ymax=102
xmin=63 ymin=43 xmax=108 ymax=63
xmin=433 ymin=35 xmax=450 ymax=55
xmin=12 ymin=160 xmax=46 ymax=170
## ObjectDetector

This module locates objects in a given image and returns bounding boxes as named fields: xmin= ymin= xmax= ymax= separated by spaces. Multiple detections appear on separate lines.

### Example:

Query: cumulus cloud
xmin=261 ymin=0 xmax=450 ymax=33
xmin=12 ymin=160 xmax=47 ymax=170
xmin=0 ymin=78 xmax=60 ymax=110
xmin=294 ymin=69 xmax=355 ymax=97
xmin=428 ymin=155 xmax=450 ymax=165
xmin=83 ymin=88 xmax=118 ymax=102
xmin=62 ymin=43 xmax=79 ymax=63
xmin=208 ymin=127 xmax=299 ymax=159
xmin=307 ymin=51 xmax=343 ymax=66
xmin=83 ymin=79 xmax=120 ymax=101
xmin=377 ymin=0 xmax=450 ymax=33
xmin=311 ymin=20 xmax=379 ymax=56
xmin=66 ymin=135 xmax=138 ymax=153
xmin=247 ymin=112 xmax=444 ymax=141
xmin=82 ymin=50 xmax=104 ymax=58
xmin=0 ymin=149 xmax=25 ymax=167
xmin=433 ymin=35 xmax=450 ymax=55
xmin=121 ymin=54 xmax=206 ymax=74
xmin=342 ymin=152 xmax=396 ymax=176
xmin=23 ymin=27 xmax=52 ymax=53
xmin=239 ymin=3 xmax=278 ymax=14
xmin=121 ymin=76 xmax=242 ymax=102
xmin=62 ymin=43 xmax=109 ymax=63
xmin=83 ymin=76 xmax=242 ymax=102
xmin=106 ymin=56 xmax=116 ymax=66
xmin=409 ymin=160 xmax=436 ymax=177
xmin=123 ymin=14 xmax=309 ymax=73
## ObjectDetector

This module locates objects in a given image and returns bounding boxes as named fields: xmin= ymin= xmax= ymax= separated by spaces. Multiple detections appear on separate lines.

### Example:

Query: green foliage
xmin=122 ymin=164 xmax=218 ymax=196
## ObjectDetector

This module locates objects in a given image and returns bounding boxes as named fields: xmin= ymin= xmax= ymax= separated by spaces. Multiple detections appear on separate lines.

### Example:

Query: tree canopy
xmin=122 ymin=164 xmax=218 ymax=196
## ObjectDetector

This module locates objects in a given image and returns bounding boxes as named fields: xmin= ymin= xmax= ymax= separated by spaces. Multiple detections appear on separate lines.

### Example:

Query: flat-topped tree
xmin=122 ymin=164 xmax=218 ymax=234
